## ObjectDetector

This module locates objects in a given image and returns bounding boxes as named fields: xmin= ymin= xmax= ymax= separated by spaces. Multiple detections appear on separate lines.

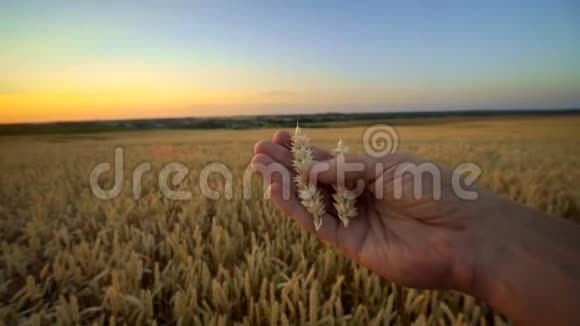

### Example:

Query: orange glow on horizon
xmin=0 ymin=87 xmax=419 ymax=123
xmin=0 ymin=88 xmax=270 ymax=123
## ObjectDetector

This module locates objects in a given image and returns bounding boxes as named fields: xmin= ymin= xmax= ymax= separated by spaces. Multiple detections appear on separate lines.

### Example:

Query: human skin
xmin=251 ymin=130 xmax=580 ymax=326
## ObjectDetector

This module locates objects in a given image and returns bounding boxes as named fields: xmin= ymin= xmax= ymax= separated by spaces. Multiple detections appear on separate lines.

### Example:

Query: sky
xmin=1 ymin=0 xmax=579 ymax=123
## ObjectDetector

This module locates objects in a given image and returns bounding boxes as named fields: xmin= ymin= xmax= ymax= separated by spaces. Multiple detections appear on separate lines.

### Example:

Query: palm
xmin=253 ymin=131 xmax=476 ymax=290
xmin=325 ymin=180 xmax=467 ymax=289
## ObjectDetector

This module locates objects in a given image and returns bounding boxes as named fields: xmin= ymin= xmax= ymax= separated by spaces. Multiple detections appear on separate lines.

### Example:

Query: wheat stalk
xmin=332 ymin=140 xmax=358 ymax=227
xmin=291 ymin=123 xmax=326 ymax=230
xmin=0 ymin=121 xmax=526 ymax=324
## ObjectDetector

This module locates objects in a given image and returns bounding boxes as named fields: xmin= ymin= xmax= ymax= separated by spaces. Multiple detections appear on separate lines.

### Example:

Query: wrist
xmin=451 ymin=192 xmax=580 ymax=325
xmin=450 ymin=194 xmax=519 ymax=299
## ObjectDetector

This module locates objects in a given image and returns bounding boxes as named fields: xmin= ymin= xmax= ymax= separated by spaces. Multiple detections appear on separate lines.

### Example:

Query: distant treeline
xmin=1 ymin=109 xmax=579 ymax=135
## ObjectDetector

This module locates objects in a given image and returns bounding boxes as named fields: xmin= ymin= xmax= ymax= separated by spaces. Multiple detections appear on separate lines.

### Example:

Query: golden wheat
xmin=0 ymin=115 xmax=577 ymax=325
xmin=291 ymin=123 xmax=325 ymax=231
xmin=331 ymin=140 xmax=358 ymax=227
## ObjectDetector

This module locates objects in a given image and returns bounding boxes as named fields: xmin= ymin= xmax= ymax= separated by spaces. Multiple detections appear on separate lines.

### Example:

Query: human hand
xmin=251 ymin=130 xmax=495 ymax=291
xmin=252 ymin=130 xmax=580 ymax=326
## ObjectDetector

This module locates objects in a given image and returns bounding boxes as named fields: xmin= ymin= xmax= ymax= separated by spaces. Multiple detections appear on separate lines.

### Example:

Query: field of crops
xmin=0 ymin=115 xmax=578 ymax=325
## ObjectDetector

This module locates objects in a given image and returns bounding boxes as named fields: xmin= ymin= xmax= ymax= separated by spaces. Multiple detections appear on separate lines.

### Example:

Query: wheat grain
xmin=291 ymin=123 xmax=326 ymax=230
xmin=332 ymin=140 xmax=358 ymax=227
xmin=0 ymin=116 xmax=576 ymax=324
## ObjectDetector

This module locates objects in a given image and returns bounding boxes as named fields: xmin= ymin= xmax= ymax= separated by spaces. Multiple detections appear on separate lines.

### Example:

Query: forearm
xmin=468 ymin=198 xmax=580 ymax=325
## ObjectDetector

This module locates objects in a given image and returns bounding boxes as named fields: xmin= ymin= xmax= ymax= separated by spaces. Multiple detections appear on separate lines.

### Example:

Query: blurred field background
xmin=0 ymin=115 xmax=578 ymax=325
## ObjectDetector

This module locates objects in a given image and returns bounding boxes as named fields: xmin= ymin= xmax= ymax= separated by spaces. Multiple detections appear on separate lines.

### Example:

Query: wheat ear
xmin=332 ymin=140 xmax=358 ymax=227
xmin=291 ymin=123 xmax=325 ymax=230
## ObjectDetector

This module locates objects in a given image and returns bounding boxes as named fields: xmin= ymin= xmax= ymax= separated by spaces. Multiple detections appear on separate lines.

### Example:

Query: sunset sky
xmin=1 ymin=1 xmax=579 ymax=123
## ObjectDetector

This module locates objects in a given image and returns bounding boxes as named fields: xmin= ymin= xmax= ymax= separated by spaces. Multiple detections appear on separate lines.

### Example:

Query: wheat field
xmin=0 ymin=115 xmax=578 ymax=325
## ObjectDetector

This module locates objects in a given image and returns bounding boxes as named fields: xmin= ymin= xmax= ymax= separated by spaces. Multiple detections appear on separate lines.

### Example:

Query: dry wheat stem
xmin=0 ymin=116 xmax=563 ymax=324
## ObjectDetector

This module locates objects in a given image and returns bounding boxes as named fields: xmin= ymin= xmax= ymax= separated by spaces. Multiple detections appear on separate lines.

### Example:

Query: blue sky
xmin=1 ymin=0 xmax=579 ymax=122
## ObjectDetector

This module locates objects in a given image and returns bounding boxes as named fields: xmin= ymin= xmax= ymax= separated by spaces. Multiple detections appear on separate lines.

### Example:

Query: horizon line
xmin=1 ymin=107 xmax=579 ymax=127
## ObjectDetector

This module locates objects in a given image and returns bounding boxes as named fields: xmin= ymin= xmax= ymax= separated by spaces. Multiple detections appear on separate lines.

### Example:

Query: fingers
xmin=272 ymin=130 xmax=292 ymax=149
xmin=254 ymin=138 xmax=332 ymax=170
xmin=251 ymin=153 xmax=293 ymax=187
xmin=252 ymin=150 xmax=339 ymax=244
xmin=268 ymin=182 xmax=338 ymax=244
xmin=308 ymin=154 xmax=383 ymax=186
xmin=270 ymin=130 xmax=333 ymax=161
xmin=253 ymin=140 xmax=293 ymax=170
